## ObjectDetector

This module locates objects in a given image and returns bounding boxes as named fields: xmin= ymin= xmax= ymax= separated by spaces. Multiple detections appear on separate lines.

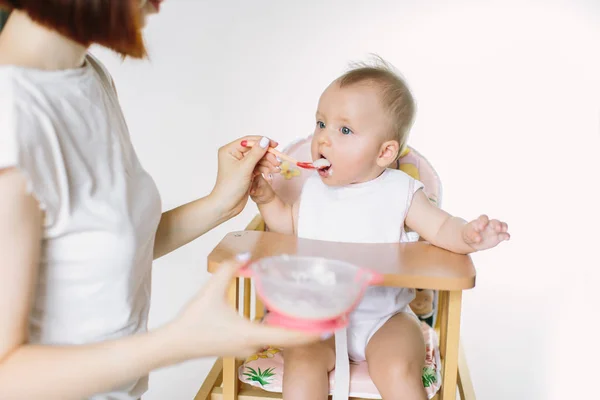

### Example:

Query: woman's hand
xmin=210 ymin=136 xmax=281 ymax=219
xmin=166 ymin=257 xmax=320 ymax=360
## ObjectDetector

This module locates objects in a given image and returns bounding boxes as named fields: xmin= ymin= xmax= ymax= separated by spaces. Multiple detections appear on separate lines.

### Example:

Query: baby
xmin=250 ymin=59 xmax=509 ymax=400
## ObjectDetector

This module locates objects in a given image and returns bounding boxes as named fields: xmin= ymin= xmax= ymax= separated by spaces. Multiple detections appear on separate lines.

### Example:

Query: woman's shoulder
xmin=85 ymin=52 xmax=118 ymax=94
xmin=0 ymin=67 xmax=31 ymax=108
xmin=0 ymin=71 xmax=42 ymax=149
xmin=0 ymin=68 xmax=55 ymax=141
xmin=0 ymin=71 xmax=60 ymax=219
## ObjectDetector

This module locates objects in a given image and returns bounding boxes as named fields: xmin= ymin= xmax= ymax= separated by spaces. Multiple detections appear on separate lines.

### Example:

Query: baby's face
xmin=311 ymin=81 xmax=394 ymax=186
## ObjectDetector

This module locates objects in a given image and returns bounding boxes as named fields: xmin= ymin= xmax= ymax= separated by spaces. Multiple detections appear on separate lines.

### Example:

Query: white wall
xmin=92 ymin=0 xmax=600 ymax=399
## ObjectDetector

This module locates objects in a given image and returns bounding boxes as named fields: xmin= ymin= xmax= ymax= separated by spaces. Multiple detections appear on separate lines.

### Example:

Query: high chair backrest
xmin=270 ymin=135 xmax=442 ymax=209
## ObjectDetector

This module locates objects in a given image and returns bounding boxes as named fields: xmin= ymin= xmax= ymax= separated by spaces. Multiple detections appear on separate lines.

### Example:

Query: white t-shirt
xmin=0 ymin=54 xmax=162 ymax=400
xmin=297 ymin=168 xmax=424 ymax=323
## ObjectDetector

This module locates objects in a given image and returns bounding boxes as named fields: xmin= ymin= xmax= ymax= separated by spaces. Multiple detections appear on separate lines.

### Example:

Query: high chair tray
xmin=208 ymin=231 xmax=476 ymax=290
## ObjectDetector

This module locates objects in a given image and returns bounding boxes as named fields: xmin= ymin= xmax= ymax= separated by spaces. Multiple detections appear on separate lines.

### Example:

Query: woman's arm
xmin=0 ymin=168 xmax=318 ymax=400
xmin=153 ymin=193 xmax=233 ymax=259
xmin=0 ymin=326 xmax=179 ymax=400
xmin=153 ymin=136 xmax=280 ymax=259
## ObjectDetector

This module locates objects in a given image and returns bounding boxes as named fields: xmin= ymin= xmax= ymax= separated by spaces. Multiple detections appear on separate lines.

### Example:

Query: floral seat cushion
xmin=239 ymin=321 xmax=442 ymax=399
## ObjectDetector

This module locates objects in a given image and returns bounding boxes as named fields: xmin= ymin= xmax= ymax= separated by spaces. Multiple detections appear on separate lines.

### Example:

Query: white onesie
xmin=297 ymin=168 xmax=424 ymax=361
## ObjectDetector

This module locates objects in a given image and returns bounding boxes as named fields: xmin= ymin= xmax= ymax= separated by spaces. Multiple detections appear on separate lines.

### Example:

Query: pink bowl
xmin=239 ymin=255 xmax=383 ymax=328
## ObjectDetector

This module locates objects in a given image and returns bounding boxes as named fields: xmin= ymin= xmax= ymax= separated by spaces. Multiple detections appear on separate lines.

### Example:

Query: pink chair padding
xmin=238 ymin=321 xmax=442 ymax=399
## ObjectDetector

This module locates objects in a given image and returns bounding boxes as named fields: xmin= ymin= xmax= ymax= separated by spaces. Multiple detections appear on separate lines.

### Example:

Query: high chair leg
xmin=437 ymin=291 xmax=449 ymax=356
xmin=223 ymin=278 xmax=240 ymax=400
xmin=243 ymin=278 xmax=252 ymax=319
xmin=457 ymin=339 xmax=476 ymax=400
xmin=194 ymin=358 xmax=223 ymax=400
xmin=439 ymin=290 xmax=462 ymax=400
xmin=255 ymin=291 xmax=265 ymax=321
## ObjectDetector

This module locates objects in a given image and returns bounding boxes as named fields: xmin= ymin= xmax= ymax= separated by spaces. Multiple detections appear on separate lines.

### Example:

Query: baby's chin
xmin=317 ymin=168 xmax=338 ymax=185
xmin=317 ymin=170 xmax=353 ymax=187
xmin=319 ymin=169 xmax=384 ymax=186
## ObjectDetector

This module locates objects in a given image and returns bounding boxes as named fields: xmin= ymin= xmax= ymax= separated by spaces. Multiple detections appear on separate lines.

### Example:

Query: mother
xmin=0 ymin=1 xmax=317 ymax=399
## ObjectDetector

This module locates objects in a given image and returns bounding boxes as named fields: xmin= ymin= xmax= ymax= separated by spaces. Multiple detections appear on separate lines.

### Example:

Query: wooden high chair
xmin=195 ymin=138 xmax=477 ymax=400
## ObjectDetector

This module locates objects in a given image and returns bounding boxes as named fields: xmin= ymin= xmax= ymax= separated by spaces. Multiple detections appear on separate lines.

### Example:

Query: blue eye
xmin=317 ymin=121 xmax=326 ymax=129
xmin=341 ymin=126 xmax=353 ymax=135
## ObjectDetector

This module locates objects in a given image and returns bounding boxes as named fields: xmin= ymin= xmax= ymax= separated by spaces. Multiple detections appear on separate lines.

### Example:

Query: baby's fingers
xmin=488 ymin=219 xmax=502 ymax=232
xmin=470 ymin=232 xmax=482 ymax=243
xmin=498 ymin=232 xmax=510 ymax=241
xmin=255 ymin=164 xmax=275 ymax=180
xmin=259 ymin=158 xmax=280 ymax=172
xmin=258 ymin=160 xmax=280 ymax=176
xmin=464 ymin=224 xmax=482 ymax=244
xmin=475 ymin=214 xmax=489 ymax=231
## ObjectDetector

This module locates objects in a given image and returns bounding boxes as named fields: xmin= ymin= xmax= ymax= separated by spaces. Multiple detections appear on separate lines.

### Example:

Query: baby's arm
xmin=405 ymin=190 xmax=509 ymax=254
xmin=250 ymin=175 xmax=296 ymax=235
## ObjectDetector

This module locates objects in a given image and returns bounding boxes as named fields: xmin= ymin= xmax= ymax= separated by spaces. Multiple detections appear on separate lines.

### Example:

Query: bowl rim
xmin=249 ymin=255 xmax=375 ymax=321
xmin=250 ymin=254 xmax=362 ymax=269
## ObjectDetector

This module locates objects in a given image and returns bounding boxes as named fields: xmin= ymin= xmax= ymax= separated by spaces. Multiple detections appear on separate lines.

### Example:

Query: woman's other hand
xmin=166 ymin=256 xmax=320 ymax=360
xmin=210 ymin=136 xmax=281 ymax=219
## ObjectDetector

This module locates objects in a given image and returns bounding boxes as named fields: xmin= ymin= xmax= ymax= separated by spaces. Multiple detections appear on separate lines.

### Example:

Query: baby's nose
xmin=317 ymin=131 xmax=331 ymax=145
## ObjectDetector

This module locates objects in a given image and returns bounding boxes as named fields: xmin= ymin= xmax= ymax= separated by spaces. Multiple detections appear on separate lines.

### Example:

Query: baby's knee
xmin=284 ymin=346 xmax=314 ymax=364
xmin=370 ymin=356 xmax=423 ymax=384
xmin=285 ymin=342 xmax=319 ymax=359
xmin=284 ymin=342 xmax=334 ymax=369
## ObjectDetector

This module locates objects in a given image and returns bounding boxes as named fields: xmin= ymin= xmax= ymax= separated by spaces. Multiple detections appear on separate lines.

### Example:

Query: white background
xmin=93 ymin=0 xmax=600 ymax=399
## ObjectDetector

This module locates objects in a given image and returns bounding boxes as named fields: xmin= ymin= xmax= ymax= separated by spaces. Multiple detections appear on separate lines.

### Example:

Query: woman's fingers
xmin=229 ymin=149 xmax=244 ymax=161
xmin=170 ymin=253 xmax=319 ymax=361
xmin=244 ymin=322 xmax=321 ymax=349
xmin=264 ymin=152 xmax=280 ymax=167
xmin=227 ymin=136 xmax=279 ymax=154
xmin=258 ymin=159 xmax=275 ymax=168
xmin=202 ymin=258 xmax=248 ymax=299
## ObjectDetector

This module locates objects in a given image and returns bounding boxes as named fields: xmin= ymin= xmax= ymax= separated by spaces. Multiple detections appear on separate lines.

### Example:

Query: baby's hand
xmin=250 ymin=173 xmax=276 ymax=205
xmin=462 ymin=215 xmax=510 ymax=251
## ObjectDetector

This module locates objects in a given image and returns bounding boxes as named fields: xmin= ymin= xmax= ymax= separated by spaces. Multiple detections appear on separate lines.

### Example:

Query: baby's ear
xmin=377 ymin=140 xmax=400 ymax=168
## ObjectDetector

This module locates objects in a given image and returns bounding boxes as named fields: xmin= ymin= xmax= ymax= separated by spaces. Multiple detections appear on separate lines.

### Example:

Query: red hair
xmin=0 ymin=0 xmax=146 ymax=58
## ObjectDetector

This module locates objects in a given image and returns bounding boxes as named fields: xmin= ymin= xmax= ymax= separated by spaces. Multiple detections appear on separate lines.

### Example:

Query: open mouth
xmin=314 ymin=155 xmax=332 ymax=177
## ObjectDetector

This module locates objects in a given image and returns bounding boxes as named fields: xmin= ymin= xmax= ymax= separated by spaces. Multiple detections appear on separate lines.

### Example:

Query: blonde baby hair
xmin=337 ymin=55 xmax=416 ymax=160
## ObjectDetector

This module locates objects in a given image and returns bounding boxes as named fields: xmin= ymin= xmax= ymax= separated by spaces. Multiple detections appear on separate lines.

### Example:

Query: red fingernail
xmin=241 ymin=140 xmax=248 ymax=147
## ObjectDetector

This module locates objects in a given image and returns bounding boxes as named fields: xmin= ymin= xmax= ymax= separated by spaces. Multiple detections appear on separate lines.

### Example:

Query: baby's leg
xmin=282 ymin=336 xmax=335 ymax=400
xmin=366 ymin=313 xmax=427 ymax=400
